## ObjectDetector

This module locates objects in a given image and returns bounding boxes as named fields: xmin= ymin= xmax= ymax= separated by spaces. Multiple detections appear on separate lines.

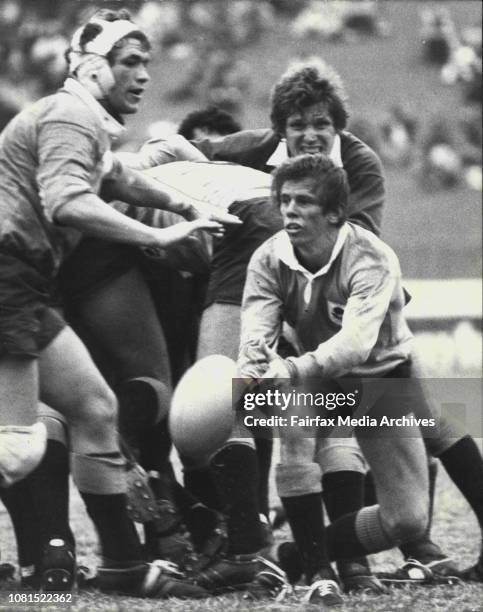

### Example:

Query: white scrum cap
xmin=68 ymin=18 xmax=143 ymax=73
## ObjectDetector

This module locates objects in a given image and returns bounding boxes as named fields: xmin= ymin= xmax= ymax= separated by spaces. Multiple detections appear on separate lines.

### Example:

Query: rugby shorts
xmin=0 ymin=252 xmax=65 ymax=358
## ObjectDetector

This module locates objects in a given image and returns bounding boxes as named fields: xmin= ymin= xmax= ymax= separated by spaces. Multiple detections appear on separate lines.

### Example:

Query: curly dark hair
xmin=270 ymin=59 xmax=349 ymax=136
xmin=75 ymin=8 xmax=150 ymax=67
xmin=271 ymin=153 xmax=348 ymax=225
xmin=178 ymin=106 xmax=242 ymax=140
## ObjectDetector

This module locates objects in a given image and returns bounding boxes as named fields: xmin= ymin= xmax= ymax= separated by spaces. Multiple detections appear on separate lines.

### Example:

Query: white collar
xmin=266 ymin=133 xmax=343 ymax=168
xmin=63 ymin=77 xmax=125 ymax=141
xmin=274 ymin=223 xmax=350 ymax=279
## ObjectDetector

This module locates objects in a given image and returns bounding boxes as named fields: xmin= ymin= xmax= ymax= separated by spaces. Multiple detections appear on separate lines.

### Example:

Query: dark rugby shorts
xmin=58 ymin=237 xmax=137 ymax=304
xmin=206 ymin=196 xmax=283 ymax=307
xmin=0 ymin=253 xmax=66 ymax=358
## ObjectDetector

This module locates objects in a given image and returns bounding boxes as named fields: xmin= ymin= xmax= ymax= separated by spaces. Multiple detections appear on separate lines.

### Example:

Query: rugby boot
xmin=94 ymin=560 xmax=209 ymax=598
xmin=245 ymin=557 xmax=292 ymax=602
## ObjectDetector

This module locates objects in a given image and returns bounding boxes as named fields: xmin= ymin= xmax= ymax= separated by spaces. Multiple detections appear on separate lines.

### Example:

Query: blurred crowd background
xmin=0 ymin=0 xmax=481 ymax=278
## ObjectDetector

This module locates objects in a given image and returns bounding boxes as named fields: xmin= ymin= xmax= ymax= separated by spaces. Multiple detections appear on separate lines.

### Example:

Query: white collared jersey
xmin=239 ymin=223 xmax=413 ymax=379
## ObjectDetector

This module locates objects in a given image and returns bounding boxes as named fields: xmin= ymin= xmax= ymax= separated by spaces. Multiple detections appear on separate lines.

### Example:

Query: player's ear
xmin=327 ymin=211 xmax=341 ymax=225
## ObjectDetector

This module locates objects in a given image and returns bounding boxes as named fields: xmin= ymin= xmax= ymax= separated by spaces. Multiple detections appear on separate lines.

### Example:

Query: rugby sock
xmin=281 ymin=493 xmax=333 ymax=582
xmin=326 ymin=506 xmax=394 ymax=559
xmin=322 ymin=470 xmax=371 ymax=572
xmin=138 ymin=419 xmax=172 ymax=474
xmin=364 ymin=470 xmax=377 ymax=506
xmin=255 ymin=436 xmax=273 ymax=519
xmin=437 ymin=435 xmax=483 ymax=530
xmin=210 ymin=443 xmax=262 ymax=555
xmin=172 ymin=482 xmax=222 ymax=550
xmin=184 ymin=467 xmax=223 ymax=511
xmin=82 ymin=492 xmax=144 ymax=565
xmin=0 ymin=477 xmax=40 ymax=568
xmin=72 ymin=451 xmax=143 ymax=565
xmin=323 ymin=470 xmax=365 ymax=516
xmin=30 ymin=440 xmax=74 ymax=547
xmin=0 ymin=436 xmax=74 ymax=571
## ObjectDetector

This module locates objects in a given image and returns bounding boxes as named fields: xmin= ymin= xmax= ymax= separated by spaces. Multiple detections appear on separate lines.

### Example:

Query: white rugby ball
xmin=169 ymin=355 xmax=236 ymax=462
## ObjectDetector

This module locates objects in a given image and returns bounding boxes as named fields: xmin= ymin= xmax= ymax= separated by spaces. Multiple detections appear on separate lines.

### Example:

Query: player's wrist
xmin=169 ymin=200 xmax=197 ymax=220
xmin=287 ymin=354 xmax=320 ymax=382
xmin=284 ymin=357 xmax=299 ymax=383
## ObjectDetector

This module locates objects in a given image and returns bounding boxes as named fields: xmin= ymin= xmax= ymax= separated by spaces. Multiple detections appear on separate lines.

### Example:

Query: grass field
xmin=1 ymin=438 xmax=482 ymax=612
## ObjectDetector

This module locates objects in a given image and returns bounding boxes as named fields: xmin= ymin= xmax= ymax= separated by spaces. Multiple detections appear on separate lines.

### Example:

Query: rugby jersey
xmin=239 ymin=223 xmax=413 ymax=379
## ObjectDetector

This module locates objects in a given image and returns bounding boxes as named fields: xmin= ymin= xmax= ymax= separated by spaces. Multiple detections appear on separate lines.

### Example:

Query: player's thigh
xmin=197 ymin=303 xmax=241 ymax=360
xmin=0 ymin=356 xmax=38 ymax=425
xmin=279 ymin=431 xmax=317 ymax=465
xmin=38 ymin=325 xmax=116 ymax=425
xmin=73 ymin=267 xmax=171 ymax=384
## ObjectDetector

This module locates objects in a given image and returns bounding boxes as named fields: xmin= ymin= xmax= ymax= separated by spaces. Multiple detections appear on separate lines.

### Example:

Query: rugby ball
xmin=169 ymin=355 xmax=236 ymax=463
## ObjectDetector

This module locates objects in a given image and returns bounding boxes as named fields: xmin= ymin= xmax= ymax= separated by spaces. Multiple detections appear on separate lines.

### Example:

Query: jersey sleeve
xmin=138 ymin=134 xmax=208 ymax=168
xmin=344 ymin=134 xmax=385 ymax=236
xmin=238 ymin=249 xmax=284 ymax=378
xmin=36 ymin=121 xmax=105 ymax=222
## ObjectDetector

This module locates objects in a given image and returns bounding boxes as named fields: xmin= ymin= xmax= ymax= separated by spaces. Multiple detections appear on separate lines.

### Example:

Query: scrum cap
xmin=68 ymin=18 xmax=143 ymax=73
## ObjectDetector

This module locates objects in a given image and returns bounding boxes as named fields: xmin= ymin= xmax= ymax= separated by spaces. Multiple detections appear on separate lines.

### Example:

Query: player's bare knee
xmin=95 ymin=386 xmax=118 ymax=428
xmin=71 ymin=380 xmax=118 ymax=428
xmin=383 ymin=506 xmax=428 ymax=543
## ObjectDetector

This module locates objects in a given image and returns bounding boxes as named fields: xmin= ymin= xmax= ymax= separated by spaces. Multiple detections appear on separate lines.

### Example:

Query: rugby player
xmin=0 ymin=9 xmax=225 ymax=598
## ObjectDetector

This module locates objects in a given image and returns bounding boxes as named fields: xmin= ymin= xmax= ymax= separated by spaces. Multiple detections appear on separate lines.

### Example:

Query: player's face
xmin=284 ymin=102 xmax=337 ymax=157
xmin=107 ymin=38 xmax=150 ymax=115
xmin=280 ymin=177 xmax=332 ymax=248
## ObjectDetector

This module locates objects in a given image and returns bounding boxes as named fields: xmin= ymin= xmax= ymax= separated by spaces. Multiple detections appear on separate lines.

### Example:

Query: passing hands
xmin=152 ymin=218 xmax=226 ymax=248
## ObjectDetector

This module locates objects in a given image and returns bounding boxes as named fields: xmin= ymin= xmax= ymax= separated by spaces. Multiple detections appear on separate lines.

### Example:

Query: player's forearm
xmin=55 ymin=195 xmax=158 ymax=247
xmin=105 ymin=165 xmax=194 ymax=218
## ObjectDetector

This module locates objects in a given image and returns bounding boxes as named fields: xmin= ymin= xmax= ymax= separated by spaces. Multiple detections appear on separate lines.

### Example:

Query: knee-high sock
xmin=323 ymin=470 xmax=365 ymax=518
xmin=184 ymin=467 xmax=223 ymax=512
xmin=172 ymin=481 xmax=221 ymax=551
xmin=72 ymin=451 xmax=143 ymax=566
xmin=210 ymin=443 xmax=262 ymax=555
xmin=282 ymin=493 xmax=333 ymax=582
xmin=326 ymin=506 xmax=396 ymax=560
xmin=0 ymin=476 xmax=40 ymax=570
xmin=30 ymin=439 xmax=74 ymax=549
xmin=323 ymin=470 xmax=371 ymax=571
xmin=117 ymin=377 xmax=172 ymax=477
xmin=138 ymin=419 xmax=172 ymax=474
xmin=255 ymin=436 xmax=273 ymax=519
xmin=0 ymin=437 xmax=73 ymax=572
xmin=364 ymin=470 xmax=377 ymax=506
xmin=437 ymin=436 xmax=483 ymax=531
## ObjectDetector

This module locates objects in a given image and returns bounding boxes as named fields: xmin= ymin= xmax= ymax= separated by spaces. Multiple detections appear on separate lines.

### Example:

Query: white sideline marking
xmin=404 ymin=279 xmax=482 ymax=320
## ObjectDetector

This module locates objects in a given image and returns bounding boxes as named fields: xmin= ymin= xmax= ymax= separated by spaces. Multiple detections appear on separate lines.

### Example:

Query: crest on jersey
xmin=327 ymin=300 xmax=345 ymax=326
